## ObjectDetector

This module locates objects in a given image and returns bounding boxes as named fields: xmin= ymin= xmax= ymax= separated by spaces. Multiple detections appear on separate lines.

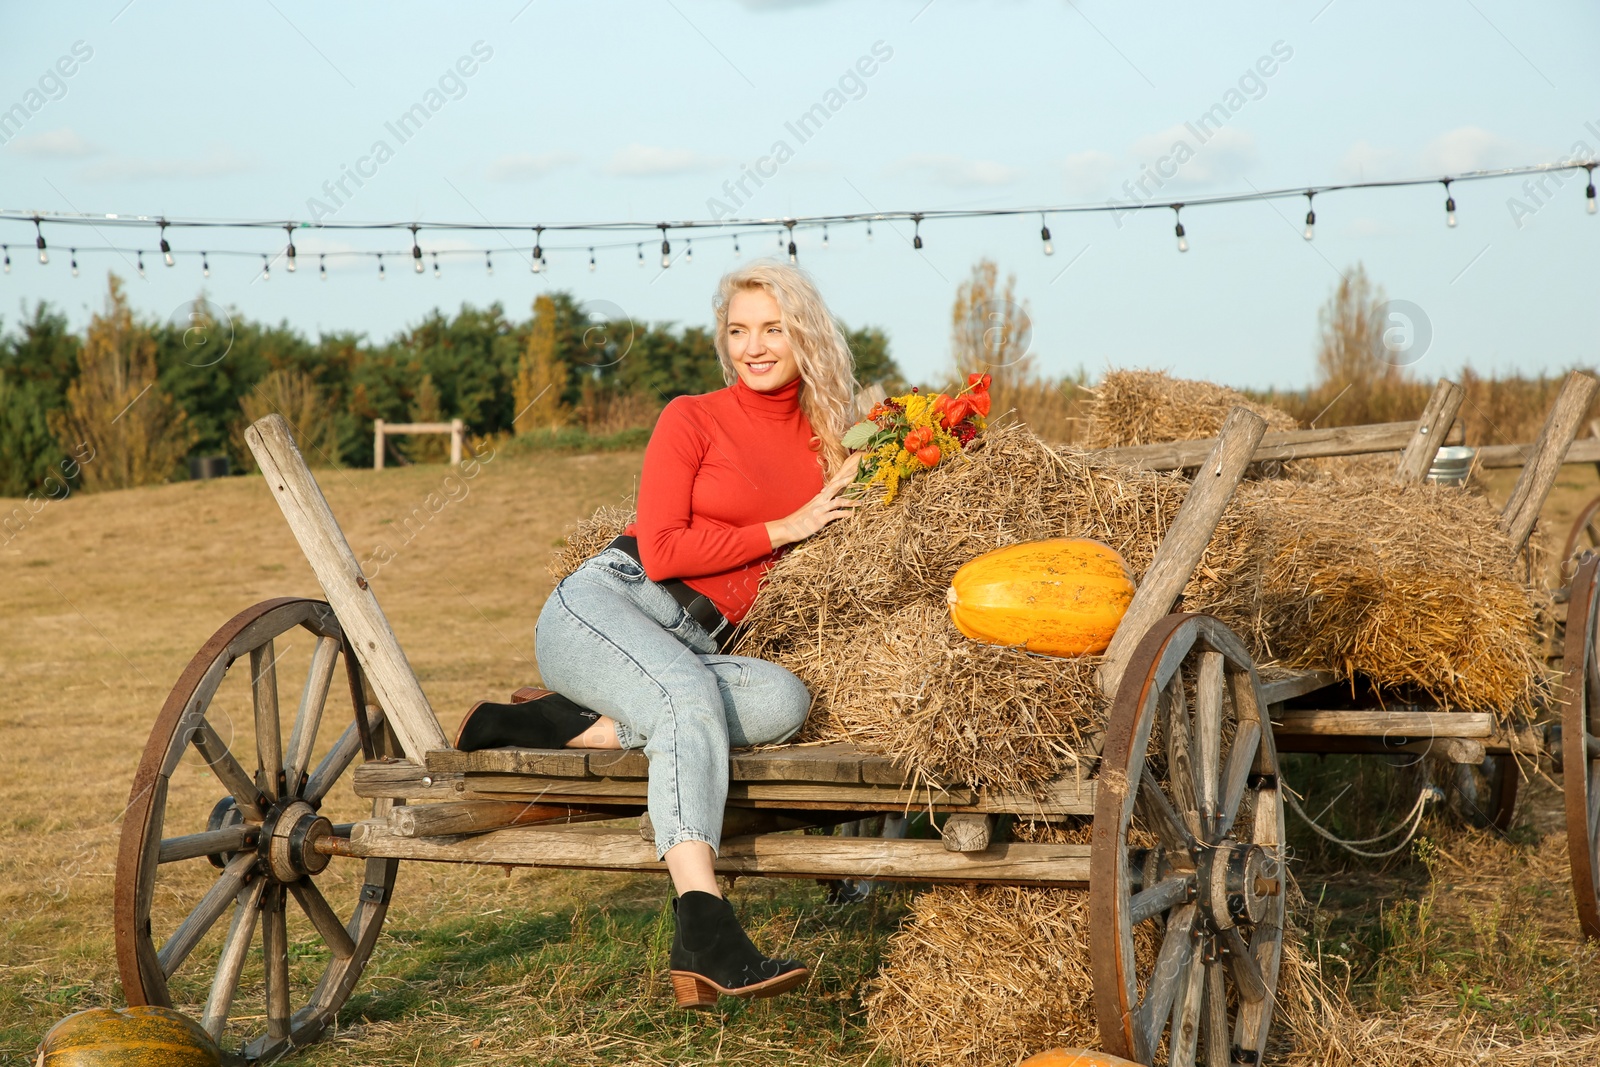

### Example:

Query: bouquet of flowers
xmin=841 ymin=373 xmax=992 ymax=503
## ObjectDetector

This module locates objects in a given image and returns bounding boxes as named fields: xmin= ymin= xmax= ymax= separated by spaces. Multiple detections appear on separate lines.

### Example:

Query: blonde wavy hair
xmin=711 ymin=260 xmax=860 ymax=478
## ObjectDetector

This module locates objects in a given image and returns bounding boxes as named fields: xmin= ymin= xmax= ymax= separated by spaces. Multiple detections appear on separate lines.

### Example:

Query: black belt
xmin=603 ymin=535 xmax=742 ymax=652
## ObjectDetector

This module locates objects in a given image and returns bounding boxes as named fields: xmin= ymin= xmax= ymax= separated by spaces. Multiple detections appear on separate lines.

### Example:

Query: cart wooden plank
xmin=1257 ymin=669 xmax=1339 ymax=706
xmin=1100 ymin=420 xmax=1415 ymax=472
xmin=427 ymin=742 xmax=907 ymax=786
xmin=1272 ymin=710 xmax=1496 ymax=739
xmin=329 ymin=823 xmax=1095 ymax=885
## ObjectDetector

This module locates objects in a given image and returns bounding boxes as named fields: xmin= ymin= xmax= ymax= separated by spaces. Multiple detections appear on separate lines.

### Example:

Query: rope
xmin=1281 ymin=780 xmax=1443 ymax=859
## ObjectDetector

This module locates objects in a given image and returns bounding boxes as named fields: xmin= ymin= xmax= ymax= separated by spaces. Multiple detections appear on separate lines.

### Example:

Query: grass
xmin=3 ymin=445 xmax=1600 ymax=1064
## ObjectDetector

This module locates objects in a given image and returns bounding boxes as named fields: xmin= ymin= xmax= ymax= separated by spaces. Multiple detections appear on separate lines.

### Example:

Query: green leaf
xmin=841 ymin=420 xmax=878 ymax=450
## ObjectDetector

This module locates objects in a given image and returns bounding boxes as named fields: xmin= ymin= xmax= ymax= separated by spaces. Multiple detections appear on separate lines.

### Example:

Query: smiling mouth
xmin=746 ymin=361 xmax=777 ymax=373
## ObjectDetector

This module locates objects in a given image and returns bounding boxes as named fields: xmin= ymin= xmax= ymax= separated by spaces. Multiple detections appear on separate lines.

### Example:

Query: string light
xmin=1587 ymin=165 xmax=1597 ymax=215
xmin=659 ymin=224 xmax=671 ymax=268
xmin=485 ymin=251 xmax=494 ymax=276
xmin=70 ymin=248 xmax=78 ymax=277
xmin=588 ymin=247 xmax=596 ymax=271
xmin=34 ymin=217 xmax=47 ymax=265
xmin=732 ymin=233 xmax=741 ymax=256
xmin=136 ymin=250 xmax=146 ymax=277
xmin=822 ymin=223 xmax=829 ymax=249
xmin=636 ymin=242 xmax=644 ymax=267
xmin=411 ymin=224 xmax=424 ymax=273
xmin=1443 ymin=180 xmax=1457 ymax=228
xmin=284 ymin=224 xmax=297 ymax=273
xmin=866 ymin=219 xmax=873 ymax=241
xmin=432 ymin=251 xmax=441 ymax=278
xmin=786 ymin=221 xmax=797 ymax=263
xmin=260 ymin=254 xmax=270 ymax=281
xmin=776 ymin=229 xmax=784 ymax=249
xmin=160 ymin=221 xmax=174 ymax=267
xmin=912 ymin=214 xmax=923 ymax=250
xmin=1039 ymin=214 xmax=1053 ymax=256
xmin=685 ymin=238 xmax=693 ymax=264
xmin=1303 ymin=192 xmax=1315 ymax=241
xmin=377 ymin=253 xmax=386 ymax=280
xmin=2 ymin=246 xmax=9 ymax=274
xmin=319 ymin=253 xmax=327 ymax=281
xmin=531 ymin=226 xmax=544 ymax=273
xmin=202 ymin=252 xmax=210 ymax=278
xmin=1173 ymin=205 xmax=1188 ymax=253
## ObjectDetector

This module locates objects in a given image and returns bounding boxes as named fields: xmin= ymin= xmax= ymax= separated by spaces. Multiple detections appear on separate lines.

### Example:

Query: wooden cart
xmin=112 ymin=371 xmax=1599 ymax=1066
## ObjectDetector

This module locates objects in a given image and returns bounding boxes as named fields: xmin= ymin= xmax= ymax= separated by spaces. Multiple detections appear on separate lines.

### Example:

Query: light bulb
xmin=161 ymin=238 xmax=174 ymax=267
xmin=660 ymin=236 xmax=671 ymax=268
xmin=1175 ymin=222 xmax=1188 ymax=253
xmin=685 ymin=240 xmax=693 ymax=264
xmin=286 ymin=245 xmax=297 ymax=272
xmin=2 ymin=246 xmax=9 ymax=273
xmin=70 ymin=250 xmax=78 ymax=277
xmin=486 ymin=252 xmax=494 ymax=275
xmin=1444 ymin=182 xmax=1457 ymax=228
xmin=733 ymin=235 xmax=741 ymax=256
xmin=432 ymin=253 xmax=441 ymax=278
xmin=261 ymin=256 xmax=270 ymax=281
xmin=822 ymin=224 xmax=829 ymax=249
xmin=319 ymin=255 xmax=327 ymax=281
xmin=1587 ymin=179 xmax=1597 ymax=214
xmin=378 ymin=255 xmax=386 ymax=280
xmin=37 ymin=240 xmax=48 ymax=265
xmin=137 ymin=251 xmax=146 ymax=277
xmin=636 ymin=244 xmax=644 ymax=267
xmin=588 ymin=247 xmax=596 ymax=272
xmin=912 ymin=216 xmax=923 ymax=250
xmin=34 ymin=221 xmax=47 ymax=264
xmin=532 ymin=254 xmax=543 ymax=273
xmin=787 ymin=237 xmax=797 ymax=264
xmin=202 ymin=253 xmax=210 ymax=278
xmin=1040 ymin=222 xmax=1054 ymax=256
xmin=1303 ymin=209 xmax=1315 ymax=241
xmin=413 ymin=254 xmax=424 ymax=274
xmin=866 ymin=220 xmax=873 ymax=241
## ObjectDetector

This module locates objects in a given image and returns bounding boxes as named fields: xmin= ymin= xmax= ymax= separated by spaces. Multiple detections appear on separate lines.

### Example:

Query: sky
xmin=1 ymin=0 xmax=1597 ymax=390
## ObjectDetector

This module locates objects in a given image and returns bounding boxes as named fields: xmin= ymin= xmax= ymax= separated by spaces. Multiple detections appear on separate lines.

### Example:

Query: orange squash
xmin=37 ymin=1006 xmax=221 ymax=1067
xmin=946 ymin=538 xmax=1135 ymax=656
xmin=1020 ymin=1049 xmax=1143 ymax=1067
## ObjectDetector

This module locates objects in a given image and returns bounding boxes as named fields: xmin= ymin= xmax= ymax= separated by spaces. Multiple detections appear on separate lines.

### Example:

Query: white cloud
xmin=4 ymin=126 xmax=96 ymax=158
xmin=79 ymin=144 xmax=256 ymax=182
xmin=1127 ymin=124 xmax=1256 ymax=185
xmin=486 ymin=151 xmax=581 ymax=182
xmin=1060 ymin=150 xmax=1118 ymax=197
xmin=605 ymin=144 xmax=724 ymax=177
xmin=890 ymin=153 xmax=1023 ymax=188
xmin=1418 ymin=126 xmax=1522 ymax=174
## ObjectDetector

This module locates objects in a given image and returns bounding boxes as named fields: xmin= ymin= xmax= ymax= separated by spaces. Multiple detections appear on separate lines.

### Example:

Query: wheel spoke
xmin=1164 ymin=672 xmax=1201 ymax=839
xmin=252 ymin=641 xmax=285 ymax=801
xmin=289 ymin=878 xmax=357 ymax=959
xmin=1220 ymin=926 xmax=1267 ymax=1002
xmin=305 ymin=722 xmax=361 ymax=806
xmin=201 ymin=877 xmax=265 ymax=1039
xmin=1136 ymin=762 xmax=1197 ymax=855
xmin=192 ymin=719 xmax=264 ymax=820
xmin=285 ymin=636 xmax=340 ymax=794
xmin=1168 ymin=936 xmax=1206 ymax=1067
xmin=156 ymin=851 xmax=255 ymax=978
xmin=1128 ymin=874 xmax=1194 ymax=925
xmin=1134 ymin=902 xmax=1196 ymax=1056
xmin=263 ymin=885 xmax=291 ymax=1042
xmin=158 ymin=826 xmax=254 ymax=865
xmin=1203 ymin=957 xmax=1230 ymax=1067
xmin=1216 ymin=719 xmax=1264 ymax=840
xmin=1193 ymin=652 xmax=1224 ymax=841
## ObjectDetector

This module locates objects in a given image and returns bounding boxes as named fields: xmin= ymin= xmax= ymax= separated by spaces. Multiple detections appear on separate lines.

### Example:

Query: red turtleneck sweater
xmin=624 ymin=374 xmax=823 ymax=625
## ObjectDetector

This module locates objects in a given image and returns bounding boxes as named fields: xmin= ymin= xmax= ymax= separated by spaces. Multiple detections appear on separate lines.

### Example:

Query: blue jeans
xmin=533 ymin=546 xmax=812 ymax=858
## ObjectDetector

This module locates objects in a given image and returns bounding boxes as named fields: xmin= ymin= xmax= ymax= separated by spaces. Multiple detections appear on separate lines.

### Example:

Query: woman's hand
xmin=766 ymin=451 xmax=865 ymax=550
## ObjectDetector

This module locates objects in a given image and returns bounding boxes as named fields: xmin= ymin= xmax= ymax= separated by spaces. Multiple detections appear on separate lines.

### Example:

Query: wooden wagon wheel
xmin=1562 ymin=494 xmax=1600 ymax=585
xmin=1562 ymin=555 xmax=1600 ymax=939
xmin=115 ymin=598 xmax=399 ymax=1060
xmin=1091 ymin=613 xmax=1286 ymax=1066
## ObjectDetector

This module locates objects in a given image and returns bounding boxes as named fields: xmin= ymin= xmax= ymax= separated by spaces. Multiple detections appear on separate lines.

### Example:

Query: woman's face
xmin=725 ymin=288 xmax=801 ymax=392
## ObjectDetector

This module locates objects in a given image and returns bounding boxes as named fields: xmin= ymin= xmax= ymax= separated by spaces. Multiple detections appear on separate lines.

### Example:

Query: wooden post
xmin=372 ymin=419 xmax=385 ymax=472
xmin=1499 ymin=371 xmax=1599 ymax=552
xmin=246 ymin=414 xmax=450 ymax=762
xmin=1098 ymin=406 xmax=1268 ymax=701
xmin=1393 ymin=379 xmax=1465 ymax=484
xmin=449 ymin=419 xmax=463 ymax=467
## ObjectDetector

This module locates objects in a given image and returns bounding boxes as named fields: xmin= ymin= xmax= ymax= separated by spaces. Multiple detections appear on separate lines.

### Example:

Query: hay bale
xmin=547 ymin=504 xmax=634 ymax=585
xmin=1083 ymin=369 xmax=1299 ymax=449
xmin=733 ymin=422 xmax=1191 ymax=789
xmin=1186 ymin=475 xmax=1545 ymax=713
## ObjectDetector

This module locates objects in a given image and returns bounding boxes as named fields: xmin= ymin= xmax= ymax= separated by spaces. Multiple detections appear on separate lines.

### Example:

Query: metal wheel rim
xmin=1562 ymin=556 xmax=1600 ymax=939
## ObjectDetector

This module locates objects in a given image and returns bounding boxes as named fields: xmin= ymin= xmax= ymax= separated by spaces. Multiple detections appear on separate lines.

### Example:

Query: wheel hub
xmin=260 ymin=799 xmax=334 ymax=882
xmin=1196 ymin=840 xmax=1280 ymax=931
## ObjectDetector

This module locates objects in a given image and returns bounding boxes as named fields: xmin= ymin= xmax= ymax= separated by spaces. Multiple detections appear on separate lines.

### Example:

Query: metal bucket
xmin=1426 ymin=445 xmax=1475 ymax=486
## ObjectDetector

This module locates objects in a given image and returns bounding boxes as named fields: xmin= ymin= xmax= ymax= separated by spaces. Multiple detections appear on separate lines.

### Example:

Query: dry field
xmin=3 ymin=443 xmax=1600 ymax=1065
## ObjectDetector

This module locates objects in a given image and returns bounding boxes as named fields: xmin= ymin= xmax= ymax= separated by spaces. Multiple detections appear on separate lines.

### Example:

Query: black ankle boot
xmin=668 ymin=891 xmax=808 ymax=1008
xmin=455 ymin=694 xmax=599 ymax=751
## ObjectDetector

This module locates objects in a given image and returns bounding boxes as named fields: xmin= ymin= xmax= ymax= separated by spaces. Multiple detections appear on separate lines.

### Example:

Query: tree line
xmin=0 ymin=273 xmax=905 ymax=495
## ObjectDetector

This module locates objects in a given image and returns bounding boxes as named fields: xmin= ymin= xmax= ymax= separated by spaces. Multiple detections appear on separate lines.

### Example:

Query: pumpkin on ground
xmin=1019 ymin=1049 xmax=1143 ymax=1067
xmin=36 ymin=1006 xmax=221 ymax=1067
xmin=945 ymin=538 xmax=1136 ymax=656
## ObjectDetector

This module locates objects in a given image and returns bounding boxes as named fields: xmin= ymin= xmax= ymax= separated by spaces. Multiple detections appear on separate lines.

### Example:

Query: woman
xmin=529 ymin=261 xmax=863 ymax=1009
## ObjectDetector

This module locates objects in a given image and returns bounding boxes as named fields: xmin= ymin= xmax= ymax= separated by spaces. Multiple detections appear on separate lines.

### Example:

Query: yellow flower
xmin=901 ymin=393 xmax=929 ymax=424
